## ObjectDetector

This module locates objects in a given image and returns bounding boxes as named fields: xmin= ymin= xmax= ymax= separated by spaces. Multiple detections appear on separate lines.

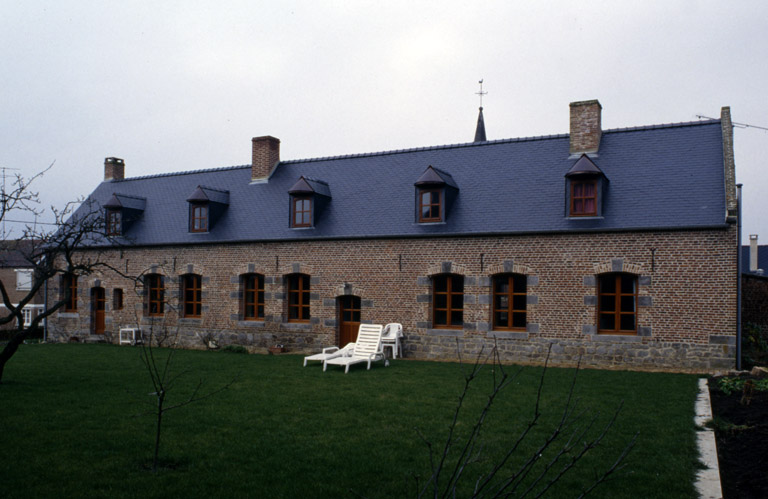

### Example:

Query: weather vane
xmin=476 ymin=79 xmax=487 ymax=108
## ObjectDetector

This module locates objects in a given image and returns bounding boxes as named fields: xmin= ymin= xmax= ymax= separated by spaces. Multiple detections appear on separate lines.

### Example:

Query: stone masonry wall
xmin=47 ymin=226 xmax=738 ymax=372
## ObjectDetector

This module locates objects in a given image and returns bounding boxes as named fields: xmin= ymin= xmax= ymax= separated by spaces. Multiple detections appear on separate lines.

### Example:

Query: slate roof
xmin=77 ymin=119 xmax=729 ymax=247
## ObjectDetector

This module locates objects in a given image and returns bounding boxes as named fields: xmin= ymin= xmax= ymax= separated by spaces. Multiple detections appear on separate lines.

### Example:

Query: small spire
xmin=474 ymin=80 xmax=487 ymax=142
xmin=474 ymin=107 xmax=487 ymax=142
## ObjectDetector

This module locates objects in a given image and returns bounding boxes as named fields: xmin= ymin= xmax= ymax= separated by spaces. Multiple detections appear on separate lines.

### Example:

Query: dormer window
xmin=190 ymin=203 xmax=208 ymax=232
xmin=414 ymin=165 xmax=458 ymax=224
xmin=570 ymin=180 xmax=597 ymax=216
xmin=292 ymin=196 xmax=312 ymax=228
xmin=186 ymin=186 xmax=229 ymax=233
xmin=418 ymin=189 xmax=442 ymax=223
xmin=565 ymin=155 xmax=607 ymax=218
xmin=288 ymin=176 xmax=331 ymax=229
xmin=106 ymin=209 xmax=122 ymax=236
xmin=103 ymin=193 xmax=146 ymax=236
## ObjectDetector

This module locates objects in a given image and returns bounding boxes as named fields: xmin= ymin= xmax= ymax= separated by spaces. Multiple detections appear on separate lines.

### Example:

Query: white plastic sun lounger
xmin=323 ymin=324 xmax=385 ymax=373
xmin=303 ymin=343 xmax=355 ymax=367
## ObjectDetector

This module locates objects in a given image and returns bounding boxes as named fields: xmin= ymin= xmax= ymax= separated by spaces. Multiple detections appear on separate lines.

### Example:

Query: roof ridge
xmin=602 ymin=118 xmax=720 ymax=134
xmin=114 ymin=164 xmax=251 ymax=182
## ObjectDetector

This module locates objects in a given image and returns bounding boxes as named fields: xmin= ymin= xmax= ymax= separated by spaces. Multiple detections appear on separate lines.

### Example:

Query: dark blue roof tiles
xmin=80 ymin=119 xmax=728 ymax=246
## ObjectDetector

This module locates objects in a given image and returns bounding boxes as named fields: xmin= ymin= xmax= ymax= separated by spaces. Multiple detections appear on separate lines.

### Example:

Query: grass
xmin=0 ymin=344 xmax=701 ymax=498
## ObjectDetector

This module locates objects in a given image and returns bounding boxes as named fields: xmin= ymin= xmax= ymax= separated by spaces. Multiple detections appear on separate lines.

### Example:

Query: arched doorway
xmin=90 ymin=287 xmax=106 ymax=335
xmin=337 ymin=295 xmax=361 ymax=346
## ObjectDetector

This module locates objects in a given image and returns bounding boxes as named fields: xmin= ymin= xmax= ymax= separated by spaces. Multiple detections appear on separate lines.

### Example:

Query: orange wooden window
xmin=145 ymin=274 xmax=165 ymax=316
xmin=570 ymin=180 xmax=597 ymax=216
xmin=190 ymin=204 xmax=208 ymax=232
xmin=433 ymin=274 xmax=463 ymax=328
xmin=106 ymin=209 xmax=122 ymax=236
xmin=287 ymin=273 xmax=310 ymax=322
xmin=243 ymin=273 xmax=265 ymax=320
xmin=292 ymin=197 xmax=312 ymax=227
xmin=182 ymin=274 xmax=202 ymax=318
xmin=492 ymin=273 xmax=527 ymax=331
xmin=598 ymin=273 xmax=637 ymax=334
xmin=419 ymin=189 xmax=442 ymax=222
xmin=63 ymin=273 xmax=78 ymax=312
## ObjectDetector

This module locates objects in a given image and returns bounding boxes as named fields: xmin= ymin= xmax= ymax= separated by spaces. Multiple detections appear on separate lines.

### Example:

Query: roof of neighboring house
xmin=741 ymin=245 xmax=768 ymax=275
xmin=0 ymin=240 xmax=37 ymax=267
xmin=77 ymin=118 xmax=729 ymax=247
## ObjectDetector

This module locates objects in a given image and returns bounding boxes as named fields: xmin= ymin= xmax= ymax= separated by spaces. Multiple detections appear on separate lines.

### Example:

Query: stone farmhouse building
xmin=47 ymin=99 xmax=739 ymax=372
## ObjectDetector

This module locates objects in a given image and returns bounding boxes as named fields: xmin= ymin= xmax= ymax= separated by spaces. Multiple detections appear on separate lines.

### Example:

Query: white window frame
xmin=15 ymin=269 xmax=33 ymax=291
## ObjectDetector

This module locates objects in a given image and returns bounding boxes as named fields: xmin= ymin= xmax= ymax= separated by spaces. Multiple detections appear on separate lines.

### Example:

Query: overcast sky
xmin=2 ymin=0 xmax=767 ymax=242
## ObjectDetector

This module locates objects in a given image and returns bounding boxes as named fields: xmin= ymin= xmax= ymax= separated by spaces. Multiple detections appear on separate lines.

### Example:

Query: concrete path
xmin=694 ymin=378 xmax=724 ymax=499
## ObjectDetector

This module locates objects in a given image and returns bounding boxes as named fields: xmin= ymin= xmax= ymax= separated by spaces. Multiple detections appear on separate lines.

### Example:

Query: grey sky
xmin=2 ymin=1 xmax=767 ymax=241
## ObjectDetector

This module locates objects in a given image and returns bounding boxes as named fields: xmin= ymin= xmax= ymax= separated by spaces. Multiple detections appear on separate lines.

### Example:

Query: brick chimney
xmin=569 ymin=100 xmax=602 ymax=156
xmin=104 ymin=157 xmax=125 ymax=181
xmin=251 ymin=136 xmax=280 ymax=182
xmin=750 ymin=234 xmax=759 ymax=272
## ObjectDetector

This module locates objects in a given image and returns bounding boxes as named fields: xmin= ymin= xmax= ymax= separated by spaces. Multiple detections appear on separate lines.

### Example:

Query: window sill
xmin=290 ymin=226 xmax=314 ymax=230
xmin=566 ymin=216 xmax=604 ymax=220
xmin=416 ymin=221 xmax=446 ymax=226
xmin=282 ymin=322 xmax=312 ymax=330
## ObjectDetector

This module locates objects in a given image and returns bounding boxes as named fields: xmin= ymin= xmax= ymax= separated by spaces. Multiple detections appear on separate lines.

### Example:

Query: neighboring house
xmin=47 ymin=99 xmax=739 ymax=372
xmin=0 ymin=240 xmax=44 ymax=330
xmin=741 ymin=236 xmax=768 ymax=333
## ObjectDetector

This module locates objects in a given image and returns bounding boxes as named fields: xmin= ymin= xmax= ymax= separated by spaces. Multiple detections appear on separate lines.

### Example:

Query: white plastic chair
xmin=381 ymin=323 xmax=403 ymax=359
xmin=303 ymin=343 xmax=355 ymax=367
xmin=324 ymin=324 xmax=386 ymax=373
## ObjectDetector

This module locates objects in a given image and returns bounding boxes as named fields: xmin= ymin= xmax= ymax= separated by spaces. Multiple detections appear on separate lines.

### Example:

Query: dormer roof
xmin=414 ymin=166 xmax=458 ymax=189
xmin=288 ymin=177 xmax=331 ymax=197
xmin=565 ymin=154 xmax=606 ymax=178
xmin=186 ymin=186 xmax=230 ymax=205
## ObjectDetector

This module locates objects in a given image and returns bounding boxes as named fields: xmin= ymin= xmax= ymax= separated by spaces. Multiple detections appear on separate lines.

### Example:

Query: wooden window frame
xmin=418 ymin=188 xmax=443 ymax=223
xmin=492 ymin=273 xmax=527 ymax=331
xmin=432 ymin=274 xmax=463 ymax=329
xmin=242 ymin=273 xmax=265 ymax=321
xmin=106 ymin=209 xmax=122 ymax=236
xmin=286 ymin=273 xmax=310 ymax=323
xmin=62 ymin=273 xmax=78 ymax=312
xmin=113 ymin=288 xmax=124 ymax=311
xmin=570 ymin=179 xmax=598 ymax=217
xmin=181 ymin=274 xmax=202 ymax=318
xmin=597 ymin=273 xmax=638 ymax=335
xmin=291 ymin=196 xmax=312 ymax=228
xmin=145 ymin=274 xmax=165 ymax=317
xmin=189 ymin=203 xmax=209 ymax=232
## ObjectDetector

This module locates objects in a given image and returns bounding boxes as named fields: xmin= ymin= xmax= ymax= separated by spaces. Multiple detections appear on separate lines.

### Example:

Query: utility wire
xmin=696 ymin=115 xmax=768 ymax=132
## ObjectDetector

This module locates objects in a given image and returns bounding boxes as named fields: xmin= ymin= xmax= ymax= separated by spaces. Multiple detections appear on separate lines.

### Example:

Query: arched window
xmin=181 ymin=274 xmax=202 ymax=318
xmin=242 ymin=273 xmax=265 ymax=320
xmin=492 ymin=273 xmax=526 ymax=331
xmin=286 ymin=273 xmax=310 ymax=322
xmin=433 ymin=274 xmax=463 ymax=329
xmin=597 ymin=273 xmax=637 ymax=334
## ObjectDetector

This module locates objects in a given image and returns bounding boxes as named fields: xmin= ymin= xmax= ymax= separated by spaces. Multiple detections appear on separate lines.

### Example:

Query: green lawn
xmin=0 ymin=344 xmax=701 ymax=498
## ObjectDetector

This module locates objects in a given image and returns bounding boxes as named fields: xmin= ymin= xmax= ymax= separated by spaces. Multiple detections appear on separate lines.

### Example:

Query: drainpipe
xmin=44 ymin=278 xmax=48 ymax=343
xmin=736 ymin=184 xmax=743 ymax=371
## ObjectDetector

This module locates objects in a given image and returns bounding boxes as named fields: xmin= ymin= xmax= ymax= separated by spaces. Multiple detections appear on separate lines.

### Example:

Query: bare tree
xmin=415 ymin=342 xmax=637 ymax=498
xmin=0 ymin=165 xmax=111 ymax=383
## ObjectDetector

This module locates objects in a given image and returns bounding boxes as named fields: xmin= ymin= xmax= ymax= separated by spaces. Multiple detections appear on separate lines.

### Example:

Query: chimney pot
xmin=251 ymin=136 xmax=280 ymax=182
xmin=569 ymin=100 xmax=602 ymax=156
xmin=104 ymin=157 xmax=125 ymax=181
xmin=750 ymin=234 xmax=759 ymax=272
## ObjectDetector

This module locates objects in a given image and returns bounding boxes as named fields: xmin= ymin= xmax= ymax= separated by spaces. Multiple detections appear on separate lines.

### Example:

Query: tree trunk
xmin=0 ymin=328 xmax=30 ymax=384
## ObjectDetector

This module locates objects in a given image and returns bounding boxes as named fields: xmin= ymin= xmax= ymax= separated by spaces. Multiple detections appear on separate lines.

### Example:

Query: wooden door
xmin=91 ymin=287 xmax=106 ymax=335
xmin=338 ymin=295 xmax=361 ymax=346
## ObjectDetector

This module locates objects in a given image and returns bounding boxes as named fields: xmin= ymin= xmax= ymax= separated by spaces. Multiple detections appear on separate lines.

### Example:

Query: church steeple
xmin=474 ymin=107 xmax=487 ymax=142
xmin=473 ymin=79 xmax=487 ymax=142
